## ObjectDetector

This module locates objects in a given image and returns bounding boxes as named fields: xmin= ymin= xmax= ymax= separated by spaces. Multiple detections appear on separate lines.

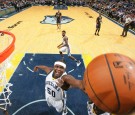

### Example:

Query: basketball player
xmin=33 ymin=60 xmax=85 ymax=115
xmin=57 ymin=30 xmax=81 ymax=67
xmin=95 ymin=13 xmax=102 ymax=36
xmin=55 ymin=10 xmax=62 ymax=29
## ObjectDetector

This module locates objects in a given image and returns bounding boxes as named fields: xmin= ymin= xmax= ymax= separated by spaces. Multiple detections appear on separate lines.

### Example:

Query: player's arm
xmin=60 ymin=13 xmax=62 ymax=21
xmin=33 ymin=65 xmax=53 ymax=74
xmin=57 ymin=43 xmax=63 ymax=48
xmin=62 ymin=75 xmax=85 ymax=92
xmin=96 ymin=17 xmax=98 ymax=23
xmin=55 ymin=13 xmax=57 ymax=20
xmin=100 ymin=17 xmax=102 ymax=23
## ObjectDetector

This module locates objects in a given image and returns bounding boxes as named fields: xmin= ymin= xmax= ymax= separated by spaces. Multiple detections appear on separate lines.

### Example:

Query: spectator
xmin=121 ymin=15 xmax=132 ymax=37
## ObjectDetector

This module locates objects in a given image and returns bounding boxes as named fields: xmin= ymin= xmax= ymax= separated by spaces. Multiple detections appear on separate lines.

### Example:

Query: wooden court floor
xmin=0 ymin=6 xmax=135 ymax=115
xmin=0 ymin=6 xmax=135 ymax=59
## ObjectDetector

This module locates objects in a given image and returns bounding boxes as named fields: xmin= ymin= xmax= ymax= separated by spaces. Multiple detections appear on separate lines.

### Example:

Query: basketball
xmin=83 ymin=53 xmax=135 ymax=114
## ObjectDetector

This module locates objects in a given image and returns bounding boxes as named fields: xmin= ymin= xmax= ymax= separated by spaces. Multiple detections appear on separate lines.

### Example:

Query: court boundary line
xmin=12 ymin=99 xmax=75 ymax=115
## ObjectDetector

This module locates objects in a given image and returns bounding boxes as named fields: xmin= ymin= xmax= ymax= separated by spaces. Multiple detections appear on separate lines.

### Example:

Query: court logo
xmin=8 ymin=21 xmax=22 ymax=29
xmin=40 ymin=15 xmax=74 ymax=25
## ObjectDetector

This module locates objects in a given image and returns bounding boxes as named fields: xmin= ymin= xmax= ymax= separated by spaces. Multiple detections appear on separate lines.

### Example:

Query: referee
xmin=121 ymin=15 xmax=132 ymax=37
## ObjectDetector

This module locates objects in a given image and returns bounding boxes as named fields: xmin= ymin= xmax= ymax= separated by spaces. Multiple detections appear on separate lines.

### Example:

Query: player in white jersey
xmin=33 ymin=60 xmax=85 ymax=115
xmin=34 ymin=60 xmax=113 ymax=115
xmin=57 ymin=30 xmax=81 ymax=67
xmin=45 ymin=70 xmax=67 ymax=113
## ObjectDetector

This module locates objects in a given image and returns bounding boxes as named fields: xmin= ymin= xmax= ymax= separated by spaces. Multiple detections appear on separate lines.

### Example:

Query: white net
xmin=0 ymin=31 xmax=14 ymax=110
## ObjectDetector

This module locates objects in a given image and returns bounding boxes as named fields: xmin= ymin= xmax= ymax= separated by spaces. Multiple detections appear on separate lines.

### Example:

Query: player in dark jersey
xmin=55 ymin=10 xmax=62 ymax=29
xmin=95 ymin=14 xmax=102 ymax=36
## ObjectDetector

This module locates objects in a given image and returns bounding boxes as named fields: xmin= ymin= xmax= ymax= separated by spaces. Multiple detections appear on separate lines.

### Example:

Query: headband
xmin=54 ymin=61 xmax=66 ymax=69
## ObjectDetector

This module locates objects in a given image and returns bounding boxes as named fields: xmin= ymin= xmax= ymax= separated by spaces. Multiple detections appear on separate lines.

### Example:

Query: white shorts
xmin=46 ymin=97 xmax=63 ymax=112
xmin=59 ymin=46 xmax=71 ymax=56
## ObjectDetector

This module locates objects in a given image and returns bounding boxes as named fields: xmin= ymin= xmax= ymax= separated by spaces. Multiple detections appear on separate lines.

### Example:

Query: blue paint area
xmin=40 ymin=16 xmax=74 ymax=25
xmin=1 ymin=54 xmax=88 ymax=115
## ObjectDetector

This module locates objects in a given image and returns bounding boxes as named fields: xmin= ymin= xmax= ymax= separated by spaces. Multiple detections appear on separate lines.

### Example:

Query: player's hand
xmin=57 ymin=45 xmax=61 ymax=49
xmin=33 ymin=66 xmax=39 ymax=72
xmin=56 ymin=78 xmax=64 ymax=87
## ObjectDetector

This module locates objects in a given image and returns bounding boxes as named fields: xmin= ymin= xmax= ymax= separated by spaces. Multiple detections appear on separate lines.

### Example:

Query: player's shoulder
xmin=65 ymin=36 xmax=68 ymax=39
xmin=63 ymin=36 xmax=68 ymax=39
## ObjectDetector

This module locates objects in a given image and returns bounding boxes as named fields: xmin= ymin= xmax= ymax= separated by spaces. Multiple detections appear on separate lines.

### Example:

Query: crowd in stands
xmin=0 ymin=0 xmax=13 ymax=9
xmin=0 ymin=0 xmax=88 ymax=10
xmin=89 ymin=0 xmax=135 ymax=31
xmin=0 ymin=0 xmax=32 ymax=11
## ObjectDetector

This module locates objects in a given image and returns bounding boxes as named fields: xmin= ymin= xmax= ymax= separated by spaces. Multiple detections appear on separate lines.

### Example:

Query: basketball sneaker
xmin=76 ymin=60 xmax=81 ymax=67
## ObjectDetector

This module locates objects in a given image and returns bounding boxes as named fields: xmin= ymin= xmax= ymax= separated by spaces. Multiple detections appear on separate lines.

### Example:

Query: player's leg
xmin=95 ymin=24 xmax=99 ymax=35
xmin=67 ymin=48 xmax=81 ymax=66
xmin=59 ymin=47 xmax=67 ymax=60
xmin=57 ymin=23 xmax=59 ymax=29
xmin=123 ymin=26 xmax=129 ymax=37
xmin=97 ymin=28 xmax=100 ymax=36
xmin=56 ymin=18 xmax=59 ymax=29
xmin=121 ymin=29 xmax=124 ymax=36
xmin=121 ymin=25 xmax=125 ymax=36
xmin=59 ymin=23 xmax=61 ymax=29
xmin=95 ymin=28 xmax=98 ymax=35
xmin=62 ymin=91 xmax=68 ymax=115
xmin=46 ymin=97 xmax=64 ymax=112
xmin=57 ymin=19 xmax=60 ymax=29
xmin=97 ymin=24 xmax=101 ymax=36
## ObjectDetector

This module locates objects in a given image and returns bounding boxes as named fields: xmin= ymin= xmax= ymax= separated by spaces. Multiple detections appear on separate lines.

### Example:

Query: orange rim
xmin=0 ymin=31 xmax=16 ymax=63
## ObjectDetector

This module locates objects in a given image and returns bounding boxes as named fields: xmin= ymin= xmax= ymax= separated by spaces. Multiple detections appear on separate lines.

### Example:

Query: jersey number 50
xmin=47 ymin=87 xmax=55 ymax=97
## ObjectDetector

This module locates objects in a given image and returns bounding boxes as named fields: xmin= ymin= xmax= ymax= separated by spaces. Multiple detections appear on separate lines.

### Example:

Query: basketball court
xmin=0 ymin=6 xmax=135 ymax=115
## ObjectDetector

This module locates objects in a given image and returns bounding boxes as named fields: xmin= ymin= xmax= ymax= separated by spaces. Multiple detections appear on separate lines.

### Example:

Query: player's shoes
xmin=76 ymin=60 xmax=81 ymax=67
xmin=62 ymin=106 xmax=68 ymax=115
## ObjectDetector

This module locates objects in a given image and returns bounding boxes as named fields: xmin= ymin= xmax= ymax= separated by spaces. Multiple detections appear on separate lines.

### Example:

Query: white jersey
xmin=62 ymin=36 xmax=68 ymax=46
xmin=45 ymin=70 xmax=67 ymax=101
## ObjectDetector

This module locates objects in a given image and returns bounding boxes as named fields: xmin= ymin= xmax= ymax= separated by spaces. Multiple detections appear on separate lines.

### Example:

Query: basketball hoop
xmin=0 ymin=30 xmax=16 ymax=111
